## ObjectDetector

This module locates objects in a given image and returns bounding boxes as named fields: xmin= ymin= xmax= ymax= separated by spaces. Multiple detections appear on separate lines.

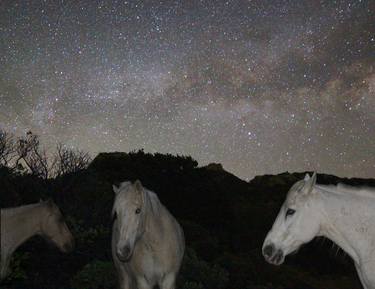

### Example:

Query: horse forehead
xmin=52 ymin=207 xmax=62 ymax=216
xmin=115 ymin=189 xmax=140 ymax=208
xmin=285 ymin=181 xmax=305 ymax=200
xmin=290 ymin=180 xmax=305 ymax=192
xmin=46 ymin=202 xmax=61 ymax=215
xmin=286 ymin=190 xmax=304 ymax=206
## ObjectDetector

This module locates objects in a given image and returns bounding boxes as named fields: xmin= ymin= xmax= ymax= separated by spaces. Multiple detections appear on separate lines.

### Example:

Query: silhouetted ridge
xmin=204 ymin=163 xmax=224 ymax=171
xmin=250 ymin=171 xmax=375 ymax=187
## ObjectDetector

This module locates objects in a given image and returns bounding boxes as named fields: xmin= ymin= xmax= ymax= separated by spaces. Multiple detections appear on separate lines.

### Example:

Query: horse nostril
xmin=117 ymin=245 xmax=131 ymax=260
xmin=263 ymin=244 xmax=274 ymax=258
xmin=274 ymin=249 xmax=284 ymax=264
xmin=123 ymin=245 xmax=130 ymax=256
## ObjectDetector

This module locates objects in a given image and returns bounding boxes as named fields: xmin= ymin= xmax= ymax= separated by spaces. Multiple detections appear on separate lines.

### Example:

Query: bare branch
xmin=15 ymin=131 xmax=51 ymax=179
xmin=53 ymin=143 xmax=91 ymax=177
xmin=0 ymin=129 xmax=15 ymax=167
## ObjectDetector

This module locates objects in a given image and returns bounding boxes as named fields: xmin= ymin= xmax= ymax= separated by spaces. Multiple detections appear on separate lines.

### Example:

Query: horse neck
xmin=317 ymin=185 xmax=373 ymax=264
xmin=6 ymin=203 xmax=47 ymax=252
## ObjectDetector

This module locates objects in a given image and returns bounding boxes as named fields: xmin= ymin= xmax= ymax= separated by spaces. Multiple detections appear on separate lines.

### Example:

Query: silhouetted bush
xmin=178 ymin=247 xmax=229 ymax=289
xmin=70 ymin=260 xmax=116 ymax=289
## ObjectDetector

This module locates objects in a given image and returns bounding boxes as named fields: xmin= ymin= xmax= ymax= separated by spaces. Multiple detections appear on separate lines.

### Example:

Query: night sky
xmin=0 ymin=0 xmax=374 ymax=180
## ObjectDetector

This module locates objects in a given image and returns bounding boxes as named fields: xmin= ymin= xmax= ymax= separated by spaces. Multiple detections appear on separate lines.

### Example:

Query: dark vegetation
xmin=1 ymin=129 xmax=374 ymax=289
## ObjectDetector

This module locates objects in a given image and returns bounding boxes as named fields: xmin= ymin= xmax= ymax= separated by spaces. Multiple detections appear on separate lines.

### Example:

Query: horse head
xmin=262 ymin=172 xmax=323 ymax=265
xmin=41 ymin=199 xmax=75 ymax=253
xmin=112 ymin=180 xmax=147 ymax=262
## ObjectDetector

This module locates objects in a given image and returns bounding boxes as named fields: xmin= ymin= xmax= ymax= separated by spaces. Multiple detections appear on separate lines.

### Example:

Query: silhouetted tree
xmin=53 ymin=143 xmax=91 ymax=177
xmin=15 ymin=131 xmax=53 ymax=179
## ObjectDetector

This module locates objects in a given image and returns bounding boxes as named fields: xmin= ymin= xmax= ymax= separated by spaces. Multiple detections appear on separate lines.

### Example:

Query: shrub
xmin=2 ymin=252 xmax=29 ymax=282
xmin=70 ymin=260 xmax=116 ymax=289
xmin=178 ymin=247 xmax=229 ymax=289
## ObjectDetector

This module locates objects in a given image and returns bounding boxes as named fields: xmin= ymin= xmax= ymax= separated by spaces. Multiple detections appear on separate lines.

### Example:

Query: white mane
xmin=144 ymin=189 xmax=162 ymax=216
xmin=316 ymin=183 xmax=375 ymax=200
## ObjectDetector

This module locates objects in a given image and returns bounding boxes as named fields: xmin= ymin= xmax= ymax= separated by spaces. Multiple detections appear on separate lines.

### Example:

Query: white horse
xmin=0 ymin=199 xmax=74 ymax=280
xmin=262 ymin=172 xmax=375 ymax=289
xmin=111 ymin=180 xmax=185 ymax=289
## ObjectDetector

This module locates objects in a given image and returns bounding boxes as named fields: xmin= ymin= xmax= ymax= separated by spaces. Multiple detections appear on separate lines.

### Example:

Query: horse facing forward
xmin=262 ymin=172 xmax=375 ymax=289
xmin=0 ymin=199 xmax=74 ymax=280
xmin=112 ymin=180 xmax=185 ymax=289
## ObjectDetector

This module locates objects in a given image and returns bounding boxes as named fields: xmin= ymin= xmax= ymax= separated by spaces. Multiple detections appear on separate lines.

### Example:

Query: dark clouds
xmin=0 ymin=0 xmax=374 ymax=179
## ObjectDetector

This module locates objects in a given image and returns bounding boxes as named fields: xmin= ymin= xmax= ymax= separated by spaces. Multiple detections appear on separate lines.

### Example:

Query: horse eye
xmin=286 ymin=208 xmax=296 ymax=218
xmin=135 ymin=208 xmax=141 ymax=214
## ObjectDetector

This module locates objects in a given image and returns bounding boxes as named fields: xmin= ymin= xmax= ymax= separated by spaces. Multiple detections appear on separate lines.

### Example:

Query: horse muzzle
xmin=62 ymin=238 xmax=75 ymax=253
xmin=262 ymin=243 xmax=285 ymax=265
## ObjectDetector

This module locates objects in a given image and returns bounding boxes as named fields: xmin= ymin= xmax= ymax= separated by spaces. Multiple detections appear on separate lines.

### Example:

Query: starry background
xmin=0 ymin=0 xmax=374 ymax=180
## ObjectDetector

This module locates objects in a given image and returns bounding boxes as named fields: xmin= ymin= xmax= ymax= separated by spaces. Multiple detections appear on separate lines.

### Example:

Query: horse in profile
xmin=112 ymin=180 xmax=185 ymax=289
xmin=262 ymin=172 xmax=375 ymax=289
xmin=0 ymin=199 xmax=74 ymax=280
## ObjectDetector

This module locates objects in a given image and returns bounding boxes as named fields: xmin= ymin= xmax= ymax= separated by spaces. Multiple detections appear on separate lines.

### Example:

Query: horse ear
xmin=133 ymin=180 xmax=145 ymax=204
xmin=134 ymin=180 xmax=143 ymax=192
xmin=304 ymin=172 xmax=317 ymax=194
xmin=311 ymin=171 xmax=317 ymax=186
xmin=112 ymin=184 xmax=120 ymax=194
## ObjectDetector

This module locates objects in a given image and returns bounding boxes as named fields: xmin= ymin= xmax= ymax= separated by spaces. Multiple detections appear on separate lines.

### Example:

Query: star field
xmin=0 ymin=0 xmax=374 ymax=180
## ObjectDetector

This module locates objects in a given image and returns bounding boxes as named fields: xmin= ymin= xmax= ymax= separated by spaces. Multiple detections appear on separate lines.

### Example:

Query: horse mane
xmin=317 ymin=183 xmax=375 ymax=200
xmin=1 ymin=202 xmax=43 ymax=217
xmin=144 ymin=189 xmax=162 ymax=217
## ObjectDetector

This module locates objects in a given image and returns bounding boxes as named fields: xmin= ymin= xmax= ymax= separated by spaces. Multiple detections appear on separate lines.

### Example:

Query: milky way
xmin=0 ymin=0 xmax=374 ymax=180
